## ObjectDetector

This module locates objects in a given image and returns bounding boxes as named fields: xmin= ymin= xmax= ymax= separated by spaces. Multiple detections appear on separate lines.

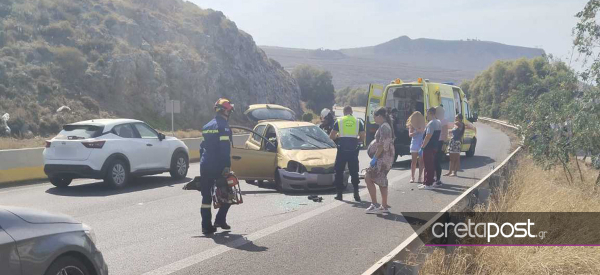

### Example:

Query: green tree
xmin=302 ymin=113 xmax=313 ymax=122
xmin=464 ymin=57 xmax=575 ymax=119
xmin=335 ymin=87 xmax=368 ymax=107
xmin=574 ymin=0 xmax=600 ymax=184
xmin=291 ymin=65 xmax=335 ymax=113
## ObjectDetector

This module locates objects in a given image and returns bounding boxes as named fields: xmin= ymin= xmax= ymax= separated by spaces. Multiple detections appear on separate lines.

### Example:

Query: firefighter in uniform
xmin=199 ymin=98 xmax=235 ymax=235
xmin=329 ymin=106 xmax=366 ymax=201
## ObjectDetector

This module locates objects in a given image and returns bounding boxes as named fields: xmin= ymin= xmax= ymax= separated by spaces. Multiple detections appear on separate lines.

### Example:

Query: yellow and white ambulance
xmin=365 ymin=78 xmax=478 ymax=160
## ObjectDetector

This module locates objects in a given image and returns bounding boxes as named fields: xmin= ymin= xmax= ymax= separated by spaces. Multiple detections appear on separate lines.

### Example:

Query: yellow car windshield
xmin=279 ymin=126 xmax=336 ymax=150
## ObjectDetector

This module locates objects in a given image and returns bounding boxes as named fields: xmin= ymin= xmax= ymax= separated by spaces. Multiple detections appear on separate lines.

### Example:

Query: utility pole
xmin=166 ymin=99 xmax=180 ymax=137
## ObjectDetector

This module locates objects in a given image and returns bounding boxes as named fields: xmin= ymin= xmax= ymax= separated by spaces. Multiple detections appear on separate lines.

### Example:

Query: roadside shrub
xmin=40 ymin=21 xmax=73 ymax=43
xmin=104 ymin=15 xmax=117 ymax=29
xmin=37 ymin=82 xmax=53 ymax=94
xmin=80 ymin=96 xmax=99 ymax=114
xmin=51 ymin=46 xmax=88 ymax=75
xmin=302 ymin=113 xmax=313 ymax=122
xmin=95 ymin=56 xmax=105 ymax=67
xmin=0 ymin=1 xmax=12 ymax=18
xmin=38 ymin=117 xmax=60 ymax=135
xmin=80 ymin=39 xmax=114 ymax=54
xmin=37 ymin=11 xmax=50 ymax=26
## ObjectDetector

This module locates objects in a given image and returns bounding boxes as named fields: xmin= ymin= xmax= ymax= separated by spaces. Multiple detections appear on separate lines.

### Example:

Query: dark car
xmin=0 ymin=206 xmax=108 ymax=275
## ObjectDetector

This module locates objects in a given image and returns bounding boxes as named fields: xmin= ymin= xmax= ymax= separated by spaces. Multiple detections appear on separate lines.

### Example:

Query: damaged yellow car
xmin=230 ymin=104 xmax=348 ymax=192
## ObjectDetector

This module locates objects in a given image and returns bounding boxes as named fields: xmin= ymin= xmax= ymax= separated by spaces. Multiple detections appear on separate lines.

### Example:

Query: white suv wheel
xmin=177 ymin=157 xmax=186 ymax=176
xmin=170 ymin=153 xmax=188 ymax=179
xmin=112 ymin=164 xmax=126 ymax=185
xmin=105 ymin=159 xmax=129 ymax=188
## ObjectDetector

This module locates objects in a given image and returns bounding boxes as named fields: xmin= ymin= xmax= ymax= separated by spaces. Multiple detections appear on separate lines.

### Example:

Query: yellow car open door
xmin=229 ymin=126 xmax=277 ymax=181
xmin=365 ymin=83 xmax=385 ymax=145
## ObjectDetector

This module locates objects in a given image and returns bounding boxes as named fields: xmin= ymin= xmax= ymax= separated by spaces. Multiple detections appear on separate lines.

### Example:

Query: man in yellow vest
xmin=329 ymin=106 xmax=366 ymax=201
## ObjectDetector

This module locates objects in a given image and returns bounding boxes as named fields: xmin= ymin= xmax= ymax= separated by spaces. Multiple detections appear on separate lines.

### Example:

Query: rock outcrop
xmin=0 ymin=0 xmax=301 ymax=135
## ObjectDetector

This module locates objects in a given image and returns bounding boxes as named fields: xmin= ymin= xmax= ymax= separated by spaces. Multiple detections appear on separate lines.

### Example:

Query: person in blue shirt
xmin=200 ymin=98 xmax=235 ymax=235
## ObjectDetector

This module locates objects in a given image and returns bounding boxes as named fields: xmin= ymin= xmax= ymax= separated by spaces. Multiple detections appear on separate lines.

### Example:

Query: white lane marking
xmin=144 ymin=171 xmax=410 ymax=275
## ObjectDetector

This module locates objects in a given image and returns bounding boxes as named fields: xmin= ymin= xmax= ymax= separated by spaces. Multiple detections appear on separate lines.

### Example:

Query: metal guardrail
xmin=0 ymin=134 xmax=250 ymax=185
xmin=478 ymin=117 xmax=518 ymax=130
xmin=363 ymin=118 xmax=523 ymax=275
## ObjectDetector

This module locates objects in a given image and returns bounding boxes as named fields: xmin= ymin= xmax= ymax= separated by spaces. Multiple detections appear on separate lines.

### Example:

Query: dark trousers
xmin=334 ymin=149 xmax=360 ymax=192
xmin=200 ymin=170 xmax=230 ymax=229
xmin=423 ymin=148 xmax=437 ymax=186
xmin=435 ymin=141 xmax=444 ymax=181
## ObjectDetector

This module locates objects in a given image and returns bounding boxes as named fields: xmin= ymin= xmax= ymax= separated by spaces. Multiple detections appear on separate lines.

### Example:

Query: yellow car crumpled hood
xmin=279 ymin=148 xmax=337 ymax=169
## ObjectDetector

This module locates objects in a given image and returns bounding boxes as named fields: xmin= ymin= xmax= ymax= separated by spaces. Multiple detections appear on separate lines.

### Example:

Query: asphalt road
xmin=0 ymin=122 xmax=509 ymax=275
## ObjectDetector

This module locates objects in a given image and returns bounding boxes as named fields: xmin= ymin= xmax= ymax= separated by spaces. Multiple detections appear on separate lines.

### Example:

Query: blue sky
xmin=190 ymin=0 xmax=588 ymax=65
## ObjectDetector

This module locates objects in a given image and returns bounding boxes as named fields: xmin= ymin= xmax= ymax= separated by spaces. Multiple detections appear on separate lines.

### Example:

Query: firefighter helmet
xmin=215 ymin=98 xmax=235 ymax=113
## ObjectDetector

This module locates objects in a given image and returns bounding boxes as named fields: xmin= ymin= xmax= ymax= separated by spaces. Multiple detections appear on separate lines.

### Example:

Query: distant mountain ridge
xmin=261 ymin=36 xmax=545 ymax=88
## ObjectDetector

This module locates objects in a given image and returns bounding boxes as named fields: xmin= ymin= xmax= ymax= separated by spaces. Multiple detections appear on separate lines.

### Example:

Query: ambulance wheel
xmin=466 ymin=138 xmax=477 ymax=157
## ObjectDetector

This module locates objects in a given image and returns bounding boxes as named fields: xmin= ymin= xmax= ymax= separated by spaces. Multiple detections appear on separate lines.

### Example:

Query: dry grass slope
xmin=419 ymin=157 xmax=600 ymax=275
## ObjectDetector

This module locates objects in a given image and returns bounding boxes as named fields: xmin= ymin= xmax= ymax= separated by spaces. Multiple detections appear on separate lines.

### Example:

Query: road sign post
xmin=166 ymin=100 xmax=181 ymax=136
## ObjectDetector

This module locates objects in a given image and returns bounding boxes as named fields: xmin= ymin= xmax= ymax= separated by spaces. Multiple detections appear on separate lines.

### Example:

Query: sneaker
xmin=365 ymin=204 xmax=380 ymax=214
xmin=334 ymin=194 xmax=343 ymax=201
xmin=418 ymin=184 xmax=434 ymax=190
xmin=434 ymin=181 xmax=443 ymax=187
xmin=202 ymin=226 xmax=217 ymax=235
xmin=378 ymin=206 xmax=390 ymax=214
xmin=354 ymin=191 xmax=361 ymax=202
xmin=214 ymin=223 xmax=231 ymax=230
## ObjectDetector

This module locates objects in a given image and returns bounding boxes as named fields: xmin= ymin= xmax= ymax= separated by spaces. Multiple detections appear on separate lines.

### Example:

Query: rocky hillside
xmin=0 ymin=0 xmax=301 ymax=136
xmin=261 ymin=36 xmax=545 ymax=89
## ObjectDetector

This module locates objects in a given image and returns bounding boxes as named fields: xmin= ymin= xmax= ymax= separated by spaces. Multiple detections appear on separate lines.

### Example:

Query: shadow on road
xmin=342 ymin=201 xmax=418 ymax=223
xmin=430 ymin=183 xmax=468 ymax=196
xmin=45 ymin=176 xmax=191 ymax=197
xmin=241 ymin=190 xmax=280 ymax=195
xmin=244 ymin=180 xmax=366 ymax=197
xmin=391 ymin=159 xmax=412 ymax=171
xmin=459 ymin=155 xmax=495 ymax=170
xmin=194 ymin=232 xmax=268 ymax=252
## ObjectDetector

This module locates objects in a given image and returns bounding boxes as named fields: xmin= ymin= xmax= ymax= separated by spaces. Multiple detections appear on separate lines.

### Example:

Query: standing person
xmin=320 ymin=108 xmax=335 ymax=135
xmin=434 ymin=105 xmax=448 ymax=186
xmin=330 ymin=106 xmax=366 ymax=201
xmin=199 ymin=98 xmax=235 ymax=235
xmin=445 ymin=114 xmax=465 ymax=177
xmin=407 ymin=111 xmax=425 ymax=183
xmin=418 ymin=107 xmax=441 ymax=190
xmin=365 ymin=107 xmax=395 ymax=214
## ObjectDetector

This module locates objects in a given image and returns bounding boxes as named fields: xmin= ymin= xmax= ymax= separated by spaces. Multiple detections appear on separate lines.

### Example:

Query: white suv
xmin=43 ymin=119 xmax=189 ymax=188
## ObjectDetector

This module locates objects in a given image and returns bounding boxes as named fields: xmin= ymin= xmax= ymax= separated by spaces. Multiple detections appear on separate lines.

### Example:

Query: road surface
xmin=0 ymin=123 xmax=509 ymax=275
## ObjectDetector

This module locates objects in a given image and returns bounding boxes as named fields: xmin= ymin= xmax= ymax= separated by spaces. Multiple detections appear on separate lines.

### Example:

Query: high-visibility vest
xmin=337 ymin=115 xmax=359 ymax=138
